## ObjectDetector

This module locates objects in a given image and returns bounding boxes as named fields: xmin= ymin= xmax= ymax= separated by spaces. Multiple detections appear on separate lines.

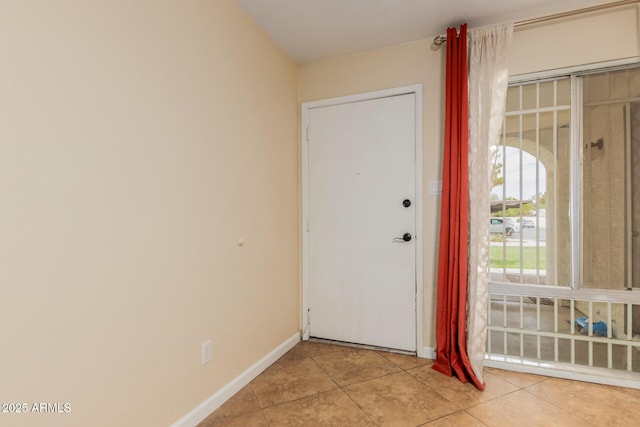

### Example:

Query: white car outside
xmin=490 ymin=217 xmax=519 ymax=236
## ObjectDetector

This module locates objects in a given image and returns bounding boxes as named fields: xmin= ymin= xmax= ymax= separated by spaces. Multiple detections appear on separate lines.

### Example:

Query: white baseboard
xmin=419 ymin=346 xmax=436 ymax=360
xmin=171 ymin=333 xmax=300 ymax=427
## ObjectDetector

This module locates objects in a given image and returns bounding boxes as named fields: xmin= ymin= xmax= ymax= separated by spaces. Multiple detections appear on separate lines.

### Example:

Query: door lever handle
xmin=393 ymin=233 xmax=412 ymax=242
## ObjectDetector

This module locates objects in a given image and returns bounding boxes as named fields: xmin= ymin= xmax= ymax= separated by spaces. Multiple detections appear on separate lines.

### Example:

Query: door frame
xmin=301 ymin=84 xmax=424 ymax=354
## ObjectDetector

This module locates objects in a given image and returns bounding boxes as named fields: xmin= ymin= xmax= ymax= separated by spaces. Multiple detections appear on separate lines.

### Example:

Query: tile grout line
xmin=207 ymin=345 xmax=468 ymax=425
xmin=261 ymin=407 xmax=272 ymax=427
xmin=337 ymin=351 xmax=406 ymax=427
xmin=310 ymin=348 xmax=403 ymax=387
xmin=260 ymin=388 xmax=338 ymax=411
xmin=340 ymin=386 xmax=381 ymax=426
xmin=248 ymin=344 xmax=354 ymax=414
xmin=463 ymin=409 xmax=490 ymax=427
xmin=408 ymin=367 xmax=541 ymax=411
xmin=405 ymin=367 xmax=464 ymax=409
xmin=253 ymin=354 xmax=343 ymax=414
xmin=340 ymin=353 xmax=462 ymax=427
xmin=449 ymin=373 xmax=551 ymax=413
xmin=247 ymin=383 xmax=273 ymax=427
xmin=311 ymin=348 xmax=411 ymax=426
xmin=308 ymin=353 xmax=343 ymax=389
xmin=414 ymin=409 xmax=488 ymax=427
xmin=518 ymin=381 xmax=599 ymax=425
xmin=204 ymin=341 xmax=637 ymax=426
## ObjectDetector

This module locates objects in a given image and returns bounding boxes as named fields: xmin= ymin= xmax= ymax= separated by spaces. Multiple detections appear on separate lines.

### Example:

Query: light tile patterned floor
xmin=198 ymin=341 xmax=640 ymax=426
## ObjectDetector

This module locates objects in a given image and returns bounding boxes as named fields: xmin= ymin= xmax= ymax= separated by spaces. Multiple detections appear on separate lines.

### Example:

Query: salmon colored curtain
xmin=432 ymin=24 xmax=484 ymax=391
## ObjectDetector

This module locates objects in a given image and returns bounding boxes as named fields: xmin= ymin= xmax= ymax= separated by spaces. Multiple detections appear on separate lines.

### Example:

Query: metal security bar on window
xmin=492 ymin=78 xmax=571 ymax=288
xmin=487 ymin=283 xmax=640 ymax=383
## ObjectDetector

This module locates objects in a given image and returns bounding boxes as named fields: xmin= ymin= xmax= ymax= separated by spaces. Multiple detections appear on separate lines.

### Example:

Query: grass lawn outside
xmin=490 ymin=245 xmax=546 ymax=270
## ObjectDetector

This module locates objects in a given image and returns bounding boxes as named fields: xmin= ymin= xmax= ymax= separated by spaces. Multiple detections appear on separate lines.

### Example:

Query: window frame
xmin=499 ymin=58 xmax=640 ymax=291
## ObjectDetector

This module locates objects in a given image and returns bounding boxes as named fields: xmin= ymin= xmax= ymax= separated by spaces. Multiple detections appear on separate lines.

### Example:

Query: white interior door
xmin=306 ymin=93 xmax=417 ymax=352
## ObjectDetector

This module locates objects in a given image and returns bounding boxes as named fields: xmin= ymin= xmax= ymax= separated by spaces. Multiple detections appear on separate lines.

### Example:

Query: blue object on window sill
xmin=575 ymin=316 xmax=607 ymax=337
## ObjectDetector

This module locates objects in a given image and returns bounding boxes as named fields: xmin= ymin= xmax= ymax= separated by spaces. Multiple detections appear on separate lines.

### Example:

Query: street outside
xmin=490 ymin=223 xmax=547 ymax=279
xmin=511 ymin=226 xmax=545 ymax=244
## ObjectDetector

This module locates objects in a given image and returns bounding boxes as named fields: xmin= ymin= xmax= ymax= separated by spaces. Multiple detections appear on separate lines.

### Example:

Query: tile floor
xmin=198 ymin=341 xmax=640 ymax=426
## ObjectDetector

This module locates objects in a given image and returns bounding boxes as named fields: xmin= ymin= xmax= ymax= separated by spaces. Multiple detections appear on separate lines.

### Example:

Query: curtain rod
xmin=432 ymin=0 xmax=639 ymax=47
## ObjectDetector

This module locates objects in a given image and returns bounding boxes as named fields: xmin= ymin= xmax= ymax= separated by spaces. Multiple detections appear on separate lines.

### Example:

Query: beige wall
xmin=509 ymin=5 xmax=639 ymax=76
xmin=298 ymin=4 xmax=640 ymax=351
xmin=0 ymin=1 xmax=298 ymax=426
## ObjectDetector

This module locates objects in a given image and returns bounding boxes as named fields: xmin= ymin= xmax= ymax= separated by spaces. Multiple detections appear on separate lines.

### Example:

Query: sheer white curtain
xmin=467 ymin=24 xmax=513 ymax=383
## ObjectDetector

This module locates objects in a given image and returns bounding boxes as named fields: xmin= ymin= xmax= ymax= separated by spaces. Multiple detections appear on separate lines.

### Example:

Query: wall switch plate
xmin=429 ymin=180 xmax=442 ymax=195
xmin=201 ymin=339 xmax=212 ymax=365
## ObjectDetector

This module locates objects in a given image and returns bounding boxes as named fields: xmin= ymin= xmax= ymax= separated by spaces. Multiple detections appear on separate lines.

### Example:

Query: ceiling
xmin=235 ymin=0 xmax=618 ymax=63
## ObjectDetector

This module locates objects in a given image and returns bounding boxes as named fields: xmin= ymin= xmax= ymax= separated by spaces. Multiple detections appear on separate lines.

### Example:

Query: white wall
xmin=0 ymin=1 xmax=299 ymax=426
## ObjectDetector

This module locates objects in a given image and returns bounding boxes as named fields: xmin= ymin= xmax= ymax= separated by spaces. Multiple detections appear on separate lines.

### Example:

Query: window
xmin=491 ymin=77 xmax=571 ymax=287
xmin=491 ymin=66 xmax=640 ymax=291
xmin=486 ymin=65 xmax=640 ymax=376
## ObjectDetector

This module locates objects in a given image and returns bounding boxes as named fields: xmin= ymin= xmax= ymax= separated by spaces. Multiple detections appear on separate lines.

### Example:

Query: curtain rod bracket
xmin=433 ymin=35 xmax=447 ymax=47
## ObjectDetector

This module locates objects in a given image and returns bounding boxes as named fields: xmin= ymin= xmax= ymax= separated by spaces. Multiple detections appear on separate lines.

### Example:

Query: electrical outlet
xmin=201 ymin=339 xmax=212 ymax=365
